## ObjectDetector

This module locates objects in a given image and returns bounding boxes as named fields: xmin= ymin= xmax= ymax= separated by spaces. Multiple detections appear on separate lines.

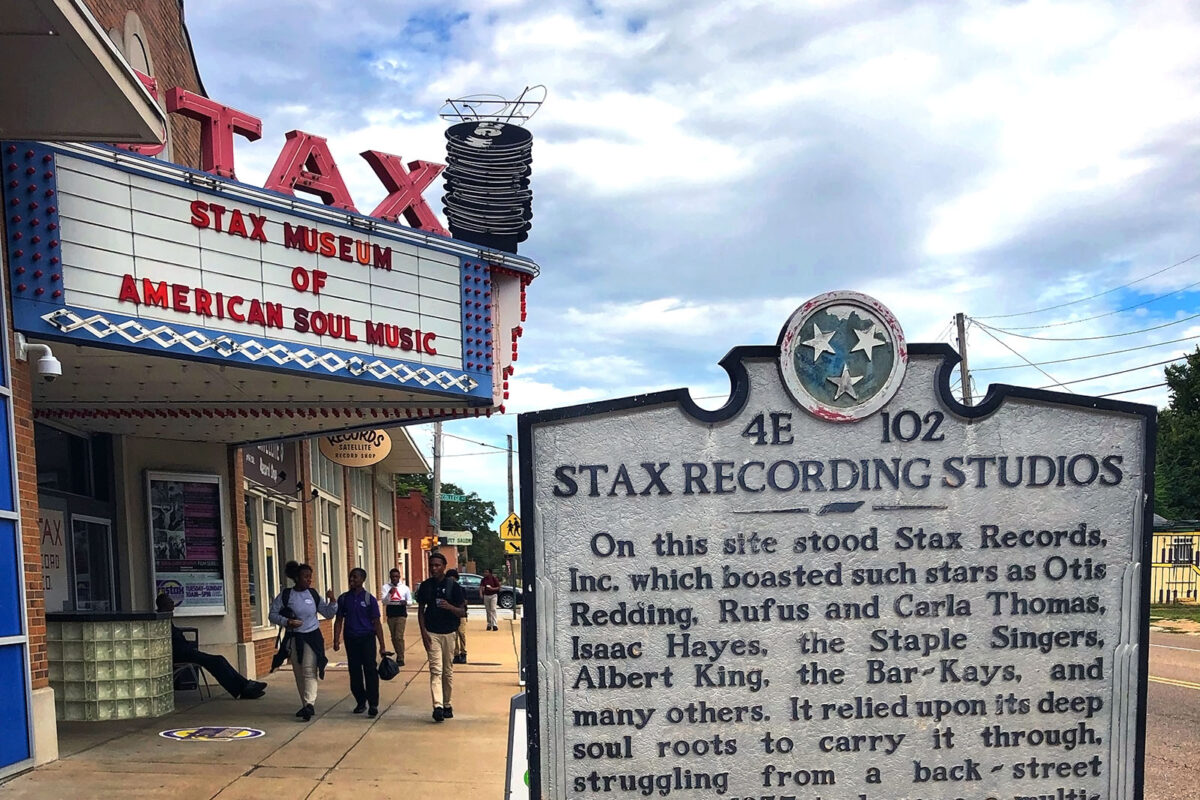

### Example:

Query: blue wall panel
xmin=0 ymin=645 xmax=30 ymax=767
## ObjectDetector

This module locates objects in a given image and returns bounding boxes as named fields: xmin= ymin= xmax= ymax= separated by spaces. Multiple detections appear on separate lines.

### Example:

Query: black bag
xmin=378 ymin=655 xmax=400 ymax=681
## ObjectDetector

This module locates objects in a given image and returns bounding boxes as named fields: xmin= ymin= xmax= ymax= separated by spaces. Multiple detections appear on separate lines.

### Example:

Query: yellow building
xmin=1151 ymin=521 xmax=1200 ymax=604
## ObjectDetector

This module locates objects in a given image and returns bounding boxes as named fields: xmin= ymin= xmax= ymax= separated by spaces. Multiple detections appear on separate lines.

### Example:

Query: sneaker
xmin=368 ymin=706 xmax=378 ymax=717
xmin=443 ymin=706 xmax=454 ymax=719
xmin=353 ymin=702 xmax=367 ymax=714
xmin=432 ymin=707 xmax=445 ymax=722
xmin=300 ymin=704 xmax=314 ymax=722
xmin=396 ymin=659 xmax=404 ymax=667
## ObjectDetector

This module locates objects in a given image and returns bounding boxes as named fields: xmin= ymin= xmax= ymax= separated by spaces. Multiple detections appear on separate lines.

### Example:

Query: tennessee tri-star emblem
xmin=778 ymin=291 xmax=908 ymax=422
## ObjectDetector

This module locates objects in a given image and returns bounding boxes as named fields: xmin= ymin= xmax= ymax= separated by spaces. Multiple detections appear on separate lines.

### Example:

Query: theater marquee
xmin=2 ymin=141 xmax=537 ymax=402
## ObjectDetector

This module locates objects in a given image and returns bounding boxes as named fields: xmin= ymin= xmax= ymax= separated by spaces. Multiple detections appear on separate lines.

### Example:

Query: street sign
xmin=440 ymin=493 xmax=466 ymax=502
xmin=440 ymin=530 xmax=473 ymax=546
xmin=504 ymin=541 xmax=521 ymax=555
xmin=500 ymin=513 xmax=522 ymax=541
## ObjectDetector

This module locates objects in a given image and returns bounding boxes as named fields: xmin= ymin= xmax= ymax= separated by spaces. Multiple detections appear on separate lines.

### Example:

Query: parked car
xmin=455 ymin=572 xmax=522 ymax=609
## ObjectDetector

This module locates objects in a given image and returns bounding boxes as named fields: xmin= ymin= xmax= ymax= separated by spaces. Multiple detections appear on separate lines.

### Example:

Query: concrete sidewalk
xmin=2 ymin=614 xmax=524 ymax=799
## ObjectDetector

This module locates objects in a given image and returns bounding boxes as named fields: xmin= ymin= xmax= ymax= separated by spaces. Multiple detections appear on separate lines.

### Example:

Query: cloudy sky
xmin=186 ymin=0 xmax=1200 ymax=526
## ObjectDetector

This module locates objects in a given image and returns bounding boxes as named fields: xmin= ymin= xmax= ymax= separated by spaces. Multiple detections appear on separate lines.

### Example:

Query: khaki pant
xmin=426 ymin=631 xmax=457 ymax=708
xmin=386 ymin=615 xmax=407 ymax=663
xmin=289 ymin=638 xmax=319 ymax=707
xmin=484 ymin=594 xmax=498 ymax=628
xmin=455 ymin=617 xmax=467 ymax=657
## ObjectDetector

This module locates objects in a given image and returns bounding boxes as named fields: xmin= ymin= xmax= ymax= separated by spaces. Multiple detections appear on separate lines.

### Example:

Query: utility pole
xmin=431 ymin=421 xmax=442 ymax=542
xmin=955 ymin=312 xmax=972 ymax=406
xmin=507 ymin=433 xmax=519 ymax=621
xmin=506 ymin=434 xmax=514 ymax=515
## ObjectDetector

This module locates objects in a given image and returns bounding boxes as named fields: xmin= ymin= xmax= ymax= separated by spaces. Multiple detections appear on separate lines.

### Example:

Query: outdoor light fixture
xmin=15 ymin=332 xmax=61 ymax=382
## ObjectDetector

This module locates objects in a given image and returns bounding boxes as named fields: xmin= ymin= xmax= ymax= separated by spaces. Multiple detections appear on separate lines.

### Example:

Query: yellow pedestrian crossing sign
xmin=504 ymin=540 xmax=521 ymax=555
xmin=500 ymin=513 xmax=522 ymax=541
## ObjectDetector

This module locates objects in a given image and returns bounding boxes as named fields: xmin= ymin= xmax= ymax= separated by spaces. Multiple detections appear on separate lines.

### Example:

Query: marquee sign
xmin=519 ymin=292 xmax=1154 ymax=800
xmin=1 ymin=141 xmax=536 ymax=401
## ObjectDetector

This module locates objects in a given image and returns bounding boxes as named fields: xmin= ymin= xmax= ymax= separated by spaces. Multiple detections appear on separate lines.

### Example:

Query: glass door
xmin=263 ymin=526 xmax=279 ymax=611
xmin=71 ymin=516 xmax=114 ymax=612
xmin=319 ymin=534 xmax=332 ymax=594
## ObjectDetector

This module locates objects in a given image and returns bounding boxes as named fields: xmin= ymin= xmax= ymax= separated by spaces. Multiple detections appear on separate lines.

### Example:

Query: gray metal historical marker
xmin=519 ymin=291 xmax=1153 ymax=800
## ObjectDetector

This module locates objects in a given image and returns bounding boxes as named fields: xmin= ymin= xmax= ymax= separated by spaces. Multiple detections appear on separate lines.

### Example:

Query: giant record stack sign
xmin=443 ymin=120 xmax=533 ymax=254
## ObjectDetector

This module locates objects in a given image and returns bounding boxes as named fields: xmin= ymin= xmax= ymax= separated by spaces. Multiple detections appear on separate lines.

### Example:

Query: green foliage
xmin=1156 ymin=347 xmax=1200 ymax=520
xmin=394 ymin=473 xmax=506 ymax=574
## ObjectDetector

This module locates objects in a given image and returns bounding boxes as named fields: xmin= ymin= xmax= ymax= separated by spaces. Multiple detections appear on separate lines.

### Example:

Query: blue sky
xmin=184 ymin=0 xmax=1200 ymax=526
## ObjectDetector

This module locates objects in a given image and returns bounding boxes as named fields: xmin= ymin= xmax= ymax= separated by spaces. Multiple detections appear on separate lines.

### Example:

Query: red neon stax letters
xmin=117 ymin=86 xmax=447 ymax=235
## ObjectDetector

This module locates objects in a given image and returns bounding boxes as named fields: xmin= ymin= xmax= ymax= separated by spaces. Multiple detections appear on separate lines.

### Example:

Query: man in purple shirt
xmin=333 ymin=567 xmax=390 ymax=717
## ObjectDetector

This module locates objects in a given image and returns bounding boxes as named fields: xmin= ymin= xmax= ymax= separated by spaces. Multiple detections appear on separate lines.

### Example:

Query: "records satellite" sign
xmin=319 ymin=430 xmax=392 ymax=466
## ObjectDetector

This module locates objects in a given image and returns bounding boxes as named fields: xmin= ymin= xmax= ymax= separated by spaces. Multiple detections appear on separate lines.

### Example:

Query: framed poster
xmin=147 ymin=471 xmax=227 ymax=616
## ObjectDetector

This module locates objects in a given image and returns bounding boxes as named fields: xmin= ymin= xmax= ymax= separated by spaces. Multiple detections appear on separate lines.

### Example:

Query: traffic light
xmin=421 ymin=536 xmax=436 ymax=551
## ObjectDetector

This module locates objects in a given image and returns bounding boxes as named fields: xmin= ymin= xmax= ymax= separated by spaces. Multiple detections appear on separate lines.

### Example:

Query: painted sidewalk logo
xmin=778 ymin=290 xmax=907 ymax=421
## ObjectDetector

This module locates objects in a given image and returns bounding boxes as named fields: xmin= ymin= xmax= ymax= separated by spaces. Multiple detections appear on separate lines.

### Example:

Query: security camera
xmin=15 ymin=333 xmax=63 ymax=384
xmin=37 ymin=353 xmax=62 ymax=383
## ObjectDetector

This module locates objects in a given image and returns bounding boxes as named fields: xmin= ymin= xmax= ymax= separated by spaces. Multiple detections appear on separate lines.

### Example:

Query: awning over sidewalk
xmin=0 ymin=0 xmax=165 ymax=143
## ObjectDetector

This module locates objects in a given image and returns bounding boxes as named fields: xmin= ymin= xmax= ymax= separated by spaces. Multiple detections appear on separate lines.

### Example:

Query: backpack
xmin=281 ymin=586 xmax=322 ymax=618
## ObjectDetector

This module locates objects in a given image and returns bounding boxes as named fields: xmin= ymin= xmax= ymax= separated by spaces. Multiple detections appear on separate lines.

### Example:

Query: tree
xmin=1155 ymin=347 xmax=1200 ymax=520
xmin=395 ymin=474 xmax=505 ymax=572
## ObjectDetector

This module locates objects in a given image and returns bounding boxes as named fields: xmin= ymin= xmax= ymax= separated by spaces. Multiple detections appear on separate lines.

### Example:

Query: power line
xmin=974 ymin=323 xmax=1073 ymax=392
xmin=1098 ymin=382 xmax=1166 ymax=398
xmin=991 ymin=278 xmax=1200 ymax=331
xmin=975 ymin=252 xmax=1200 ymax=320
xmin=973 ymin=333 xmax=1200 ymax=372
xmin=442 ymin=431 xmax=509 ymax=451
xmin=973 ymin=311 xmax=1200 ymax=342
xmin=1035 ymin=355 xmax=1185 ymax=390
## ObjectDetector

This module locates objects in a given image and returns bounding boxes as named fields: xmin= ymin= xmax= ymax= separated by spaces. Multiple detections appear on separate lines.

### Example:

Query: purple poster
xmin=149 ymin=474 xmax=225 ymax=614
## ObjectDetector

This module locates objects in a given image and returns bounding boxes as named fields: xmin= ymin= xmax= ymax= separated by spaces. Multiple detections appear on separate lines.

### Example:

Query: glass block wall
xmin=46 ymin=618 xmax=173 ymax=721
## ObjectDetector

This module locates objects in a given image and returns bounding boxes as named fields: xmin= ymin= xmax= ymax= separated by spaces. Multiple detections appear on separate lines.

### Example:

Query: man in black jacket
xmin=157 ymin=594 xmax=266 ymax=699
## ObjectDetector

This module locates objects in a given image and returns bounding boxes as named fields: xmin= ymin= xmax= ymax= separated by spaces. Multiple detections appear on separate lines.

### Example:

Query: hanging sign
xmin=319 ymin=429 xmax=392 ymax=466
xmin=440 ymin=530 xmax=474 ymax=546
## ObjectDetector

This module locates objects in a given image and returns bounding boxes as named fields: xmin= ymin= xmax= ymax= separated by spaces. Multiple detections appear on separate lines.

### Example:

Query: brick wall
xmin=396 ymin=490 xmax=434 ymax=585
xmin=229 ymin=448 xmax=249 ymax=641
xmin=299 ymin=440 xmax=316 ymax=567
xmin=11 ymin=324 xmax=45 ymax=689
xmin=85 ymin=0 xmax=206 ymax=170
xmin=253 ymin=635 xmax=275 ymax=677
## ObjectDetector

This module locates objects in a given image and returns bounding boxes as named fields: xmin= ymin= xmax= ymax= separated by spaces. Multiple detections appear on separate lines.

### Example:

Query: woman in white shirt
xmin=269 ymin=561 xmax=337 ymax=721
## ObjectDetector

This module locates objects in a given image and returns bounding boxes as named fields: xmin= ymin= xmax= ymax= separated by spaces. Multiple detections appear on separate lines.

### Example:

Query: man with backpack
xmin=416 ymin=553 xmax=467 ymax=722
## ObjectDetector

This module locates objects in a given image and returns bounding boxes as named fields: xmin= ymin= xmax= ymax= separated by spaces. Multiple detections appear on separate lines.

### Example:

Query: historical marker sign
xmin=519 ymin=292 xmax=1153 ymax=800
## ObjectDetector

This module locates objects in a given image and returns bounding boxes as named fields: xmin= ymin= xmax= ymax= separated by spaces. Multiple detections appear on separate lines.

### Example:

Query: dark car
xmin=456 ymin=572 xmax=522 ymax=609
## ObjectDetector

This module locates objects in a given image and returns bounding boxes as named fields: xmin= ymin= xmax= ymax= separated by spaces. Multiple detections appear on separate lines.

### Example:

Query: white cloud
xmin=185 ymin=0 xmax=1200 ymax=526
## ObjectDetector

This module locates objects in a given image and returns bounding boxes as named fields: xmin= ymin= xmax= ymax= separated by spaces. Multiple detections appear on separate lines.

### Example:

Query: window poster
xmin=148 ymin=472 xmax=226 ymax=615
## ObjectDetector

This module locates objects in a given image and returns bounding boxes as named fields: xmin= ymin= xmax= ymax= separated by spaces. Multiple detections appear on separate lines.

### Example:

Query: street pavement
xmin=1144 ymin=629 xmax=1200 ymax=800
xmin=2 ymin=619 xmax=1197 ymax=798
xmin=1 ymin=614 xmax=525 ymax=799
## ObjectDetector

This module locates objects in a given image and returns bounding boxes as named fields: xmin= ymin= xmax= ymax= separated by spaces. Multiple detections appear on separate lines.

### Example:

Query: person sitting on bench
xmin=157 ymin=593 xmax=266 ymax=700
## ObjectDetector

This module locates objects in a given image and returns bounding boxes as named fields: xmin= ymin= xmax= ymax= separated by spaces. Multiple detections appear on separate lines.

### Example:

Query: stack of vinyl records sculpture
xmin=443 ymin=120 xmax=533 ymax=253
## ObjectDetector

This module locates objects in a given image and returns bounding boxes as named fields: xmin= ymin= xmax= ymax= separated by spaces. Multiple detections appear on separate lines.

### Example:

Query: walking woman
xmin=269 ymin=561 xmax=337 ymax=721
xmin=332 ymin=567 xmax=390 ymax=717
